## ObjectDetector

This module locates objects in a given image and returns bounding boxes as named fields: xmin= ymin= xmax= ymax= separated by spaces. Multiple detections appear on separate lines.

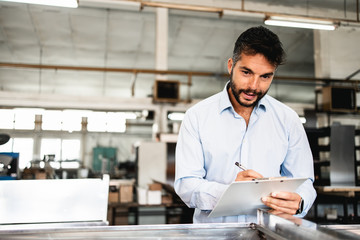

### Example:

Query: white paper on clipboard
xmin=208 ymin=177 xmax=307 ymax=218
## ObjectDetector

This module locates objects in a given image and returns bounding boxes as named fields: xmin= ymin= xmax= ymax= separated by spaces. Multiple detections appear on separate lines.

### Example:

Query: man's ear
xmin=227 ymin=58 xmax=233 ymax=74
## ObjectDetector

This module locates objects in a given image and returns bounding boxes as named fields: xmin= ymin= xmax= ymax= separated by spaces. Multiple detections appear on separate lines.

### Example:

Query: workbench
xmin=1 ymin=210 xmax=359 ymax=240
xmin=108 ymin=202 xmax=194 ymax=225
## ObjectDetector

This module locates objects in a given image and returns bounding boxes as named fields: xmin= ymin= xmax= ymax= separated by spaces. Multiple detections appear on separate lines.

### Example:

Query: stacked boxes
xmin=109 ymin=180 xmax=173 ymax=205
xmin=108 ymin=185 xmax=119 ymax=203
xmin=119 ymin=185 xmax=133 ymax=203
xmin=136 ymin=183 xmax=173 ymax=205
xmin=108 ymin=179 xmax=135 ymax=203
xmin=147 ymin=183 xmax=162 ymax=205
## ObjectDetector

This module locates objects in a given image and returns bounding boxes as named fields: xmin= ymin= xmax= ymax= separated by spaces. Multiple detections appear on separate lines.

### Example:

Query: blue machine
xmin=0 ymin=152 xmax=19 ymax=180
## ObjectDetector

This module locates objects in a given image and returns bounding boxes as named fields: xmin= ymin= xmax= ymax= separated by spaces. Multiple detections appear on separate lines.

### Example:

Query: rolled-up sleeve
xmin=281 ymin=116 xmax=317 ymax=216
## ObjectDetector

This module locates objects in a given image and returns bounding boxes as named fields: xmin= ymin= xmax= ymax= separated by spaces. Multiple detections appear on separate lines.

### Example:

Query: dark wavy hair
xmin=232 ymin=26 xmax=286 ymax=68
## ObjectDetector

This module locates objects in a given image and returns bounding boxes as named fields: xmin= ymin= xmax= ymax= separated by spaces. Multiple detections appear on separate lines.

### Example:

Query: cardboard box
xmin=109 ymin=179 xmax=135 ymax=204
xmin=108 ymin=192 xmax=119 ymax=203
xmin=119 ymin=185 xmax=133 ymax=203
xmin=148 ymin=183 xmax=162 ymax=191
xmin=147 ymin=190 xmax=162 ymax=205
xmin=137 ymin=188 xmax=147 ymax=205
xmin=161 ymin=194 xmax=173 ymax=204
xmin=35 ymin=172 xmax=46 ymax=179
xmin=108 ymin=185 xmax=119 ymax=203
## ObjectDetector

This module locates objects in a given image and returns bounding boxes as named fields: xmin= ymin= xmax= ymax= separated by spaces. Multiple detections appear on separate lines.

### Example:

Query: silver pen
xmin=235 ymin=162 xmax=247 ymax=171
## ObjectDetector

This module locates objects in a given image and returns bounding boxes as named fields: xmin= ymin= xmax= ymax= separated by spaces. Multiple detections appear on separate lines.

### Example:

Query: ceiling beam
xmin=80 ymin=0 xmax=360 ymax=25
xmin=138 ymin=0 xmax=360 ymax=24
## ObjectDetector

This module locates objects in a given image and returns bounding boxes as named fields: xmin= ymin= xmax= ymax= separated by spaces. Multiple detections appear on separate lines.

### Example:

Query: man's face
xmin=227 ymin=53 xmax=276 ymax=108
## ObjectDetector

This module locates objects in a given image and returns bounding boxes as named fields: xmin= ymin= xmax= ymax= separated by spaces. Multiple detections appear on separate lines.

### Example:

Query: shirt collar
xmin=219 ymin=81 xmax=232 ymax=113
xmin=255 ymin=96 xmax=267 ymax=113
xmin=219 ymin=81 xmax=267 ymax=114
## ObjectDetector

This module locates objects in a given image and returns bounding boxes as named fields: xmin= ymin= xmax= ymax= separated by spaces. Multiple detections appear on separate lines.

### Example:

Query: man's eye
xmin=242 ymin=71 xmax=249 ymax=75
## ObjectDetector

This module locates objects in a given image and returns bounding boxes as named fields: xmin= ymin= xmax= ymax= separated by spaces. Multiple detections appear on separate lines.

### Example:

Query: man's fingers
xmin=262 ymin=194 xmax=300 ymax=214
xmin=244 ymin=170 xmax=263 ymax=179
xmin=262 ymin=196 xmax=296 ymax=209
xmin=270 ymin=191 xmax=299 ymax=201
xmin=235 ymin=169 xmax=263 ymax=181
xmin=265 ymin=202 xmax=297 ymax=215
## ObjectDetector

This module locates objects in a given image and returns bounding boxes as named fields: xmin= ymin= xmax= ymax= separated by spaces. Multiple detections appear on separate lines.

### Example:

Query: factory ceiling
xmin=0 ymin=0 xmax=359 ymax=107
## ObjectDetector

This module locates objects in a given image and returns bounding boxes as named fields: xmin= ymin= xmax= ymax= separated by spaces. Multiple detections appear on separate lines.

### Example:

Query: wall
xmin=314 ymin=28 xmax=360 ymax=81
xmin=314 ymin=27 xmax=360 ymax=126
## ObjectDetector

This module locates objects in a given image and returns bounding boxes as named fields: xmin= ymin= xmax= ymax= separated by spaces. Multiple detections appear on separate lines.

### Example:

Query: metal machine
xmin=0 ymin=174 xmax=110 ymax=226
xmin=0 ymin=134 xmax=19 ymax=180
xmin=0 ymin=209 xmax=358 ymax=239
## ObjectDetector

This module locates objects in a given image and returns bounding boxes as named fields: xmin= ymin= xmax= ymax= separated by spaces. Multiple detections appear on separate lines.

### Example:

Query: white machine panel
xmin=0 ymin=175 xmax=109 ymax=224
xmin=137 ymin=141 xmax=166 ymax=188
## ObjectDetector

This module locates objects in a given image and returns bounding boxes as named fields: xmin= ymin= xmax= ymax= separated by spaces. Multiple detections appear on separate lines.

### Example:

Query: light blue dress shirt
xmin=174 ymin=83 xmax=317 ymax=223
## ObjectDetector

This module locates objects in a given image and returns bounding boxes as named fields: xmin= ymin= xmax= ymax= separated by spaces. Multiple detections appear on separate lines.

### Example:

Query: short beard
xmin=229 ymin=70 xmax=267 ymax=108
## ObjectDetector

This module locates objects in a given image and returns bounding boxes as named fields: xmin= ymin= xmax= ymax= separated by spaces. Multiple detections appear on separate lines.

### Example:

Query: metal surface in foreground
xmin=0 ymin=223 xmax=258 ymax=240
xmin=0 ymin=210 xmax=359 ymax=239
xmin=257 ymin=209 xmax=360 ymax=240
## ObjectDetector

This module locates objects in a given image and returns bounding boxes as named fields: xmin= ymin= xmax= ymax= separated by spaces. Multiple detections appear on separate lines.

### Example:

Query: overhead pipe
xmin=0 ymin=62 xmax=359 ymax=87
xmin=140 ymin=1 xmax=222 ymax=14
xmin=0 ymin=62 xmax=213 ymax=77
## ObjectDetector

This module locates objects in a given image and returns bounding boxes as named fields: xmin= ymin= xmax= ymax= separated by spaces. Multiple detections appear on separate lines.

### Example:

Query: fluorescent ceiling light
xmin=80 ymin=0 xmax=141 ymax=11
xmin=168 ymin=112 xmax=185 ymax=121
xmin=124 ymin=112 xmax=137 ymax=120
xmin=0 ymin=0 xmax=78 ymax=8
xmin=299 ymin=117 xmax=306 ymax=124
xmin=264 ymin=16 xmax=336 ymax=31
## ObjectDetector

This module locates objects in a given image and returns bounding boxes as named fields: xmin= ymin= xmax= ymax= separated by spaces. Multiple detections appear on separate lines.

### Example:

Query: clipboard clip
xmin=253 ymin=177 xmax=287 ymax=181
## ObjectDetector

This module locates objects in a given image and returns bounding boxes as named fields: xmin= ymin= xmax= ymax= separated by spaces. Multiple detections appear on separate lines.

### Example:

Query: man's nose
xmin=248 ymin=76 xmax=260 ymax=90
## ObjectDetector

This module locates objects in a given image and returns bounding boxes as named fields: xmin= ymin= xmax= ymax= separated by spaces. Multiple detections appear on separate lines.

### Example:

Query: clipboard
xmin=208 ymin=177 xmax=307 ymax=218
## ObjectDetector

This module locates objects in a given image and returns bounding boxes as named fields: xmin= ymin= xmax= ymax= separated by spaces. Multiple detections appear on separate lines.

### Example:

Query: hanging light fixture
xmin=264 ymin=15 xmax=337 ymax=31
xmin=0 ymin=0 xmax=78 ymax=8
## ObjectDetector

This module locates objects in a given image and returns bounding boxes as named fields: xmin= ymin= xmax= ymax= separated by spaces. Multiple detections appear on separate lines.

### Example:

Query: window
xmin=42 ymin=110 xmax=83 ymax=132
xmin=0 ymin=138 xmax=34 ymax=169
xmin=0 ymin=108 xmax=143 ymax=133
xmin=107 ymin=112 xmax=126 ymax=132
xmin=0 ymin=108 xmax=151 ymax=174
xmin=62 ymin=139 xmax=80 ymax=160
xmin=0 ymin=108 xmax=42 ymax=130
xmin=40 ymin=138 xmax=61 ymax=161
xmin=13 ymin=138 xmax=34 ymax=169
xmin=42 ymin=110 xmax=62 ymax=131
xmin=62 ymin=110 xmax=84 ymax=132
xmin=0 ymin=109 xmax=14 ymax=129
xmin=87 ymin=112 xmax=126 ymax=133
xmin=40 ymin=138 xmax=80 ymax=162
xmin=87 ymin=112 xmax=107 ymax=132
xmin=14 ymin=109 xmax=36 ymax=130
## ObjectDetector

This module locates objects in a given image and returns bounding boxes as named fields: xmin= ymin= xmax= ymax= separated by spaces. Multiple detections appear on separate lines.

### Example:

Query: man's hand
xmin=235 ymin=170 xmax=263 ymax=181
xmin=261 ymin=191 xmax=302 ymax=215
